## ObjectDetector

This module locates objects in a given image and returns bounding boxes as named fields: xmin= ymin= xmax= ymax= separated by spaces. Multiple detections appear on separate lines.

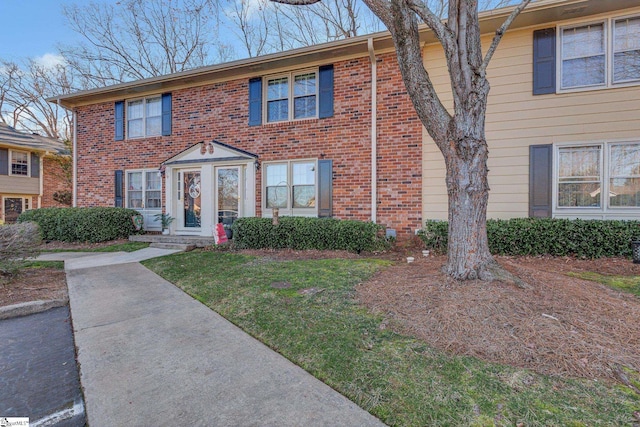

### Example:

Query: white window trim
xmin=126 ymin=95 xmax=162 ymax=139
xmin=125 ymin=169 xmax=163 ymax=211
xmin=2 ymin=195 xmax=31 ymax=223
xmin=553 ymin=139 xmax=640 ymax=215
xmin=557 ymin=13 xmax=640 ymax=93
xmin=263 ymin=68 xmax=319 ymax=123
xmin=262 ymin=159 xmax=318 ymax=216
xmin=9 ymin=150 xmax=30 ymax=177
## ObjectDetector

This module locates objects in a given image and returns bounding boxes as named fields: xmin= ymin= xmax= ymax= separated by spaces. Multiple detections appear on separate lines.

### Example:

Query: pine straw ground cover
xmin=357 ymin=255 xmax=640 ymax=383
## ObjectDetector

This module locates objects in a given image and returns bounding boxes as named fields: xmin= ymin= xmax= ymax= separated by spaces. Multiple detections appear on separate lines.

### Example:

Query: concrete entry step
xmin=129 ymin=234 xmax=216 ymax=247
xmin=149 ymin=242 xmax=196 ymax=252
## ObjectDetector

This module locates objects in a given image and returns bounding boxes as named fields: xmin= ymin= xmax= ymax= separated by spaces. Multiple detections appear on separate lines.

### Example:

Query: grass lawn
xmin=144 ymin=251 xmax=639 ymax=426
xmin=22 ymin=260 xmax=65 ymax=269
xmin=41 ymin=241 xmax=150 ymax=253
xmin=567 ymin=271 xmax=640 ymax=298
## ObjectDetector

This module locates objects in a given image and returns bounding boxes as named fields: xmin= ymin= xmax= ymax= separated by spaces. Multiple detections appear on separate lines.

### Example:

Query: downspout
xmin=368 ymin=37 xmax=377 ymax=223
xmin=72 ymin=107 xmax=77 ymax=207
xmin=38 ymin=152 xmax=45 ymax=208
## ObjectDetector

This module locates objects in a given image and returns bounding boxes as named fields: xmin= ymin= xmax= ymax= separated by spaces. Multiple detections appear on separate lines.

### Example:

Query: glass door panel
xmin=183 ymin=171 xmax=201 ymax=228
xmin=4 ymin=198 xmax=24 ymax=223
xmin=217 ymin=167 xmax=239 ymax=227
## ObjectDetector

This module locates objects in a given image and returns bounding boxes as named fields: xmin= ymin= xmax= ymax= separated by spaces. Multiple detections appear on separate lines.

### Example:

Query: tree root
xmin=444 ymin=259 xmax=532 ymax=289
xmin=485 ymin=261 xmax=532 ymax=289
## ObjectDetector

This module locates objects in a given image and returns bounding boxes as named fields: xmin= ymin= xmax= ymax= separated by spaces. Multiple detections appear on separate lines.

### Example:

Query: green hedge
xmin=418 ymin=218 xmax=640 ymax=258
xmin=18 ymin=207 xmax=142 ymax=243
xmin=232 ymin=217 xmax=390 ymax=252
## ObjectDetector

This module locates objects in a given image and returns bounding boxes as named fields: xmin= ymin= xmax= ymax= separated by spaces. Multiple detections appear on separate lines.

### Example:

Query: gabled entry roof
xmin=162 ymin=140 xmax=258 ymax=167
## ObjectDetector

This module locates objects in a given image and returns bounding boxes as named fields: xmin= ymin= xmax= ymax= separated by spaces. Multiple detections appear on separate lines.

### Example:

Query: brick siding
xmin=42 ymin=156 xmax=72 ymax=208
xmin=75 ymin=53 xmax=422 ymax=239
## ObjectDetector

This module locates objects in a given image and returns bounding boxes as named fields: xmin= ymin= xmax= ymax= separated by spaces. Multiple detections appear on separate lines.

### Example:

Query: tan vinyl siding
xmin=422 ymin=6 xmax=640 ymax=222
xmin=0 ymin=176 xmax=39 ymax=195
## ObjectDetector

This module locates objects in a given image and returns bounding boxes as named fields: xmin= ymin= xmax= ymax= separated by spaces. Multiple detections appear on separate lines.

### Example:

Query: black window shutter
xmin=161 ymin=93 xmax=172 ymax=136
xmin=31 ymin=153 xmax=40 ymax=178
xmin=248 ymin=78 xmax=262 ymax=126
xmin=115 ymin=170 xmax=124 ymax=207
xmin=529 ymin=144 xmax=553 ymax=217
xmin=318 ymin=65 xmax=334 ymax=119
xmin=317 ymin=159 xmax=333 ymax=218
xmin=115 ymin=101 xmax=125 ymax=141
xmin=533 ymin=28 xmax=556 ymax=95
xmin=0 ymin=148 xmax=8 ymax=175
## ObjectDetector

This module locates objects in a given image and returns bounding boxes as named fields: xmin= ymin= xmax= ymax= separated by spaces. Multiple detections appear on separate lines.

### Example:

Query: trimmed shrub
xmin=18 ymin=207 xmax=142 ymax=243
xmin=0 ymin=222 xmax=42 ymax=281
xmin=418 ymin=218 xmax=640 ymax=258
xmin=232 ymin=217 xmax=390 ymax=252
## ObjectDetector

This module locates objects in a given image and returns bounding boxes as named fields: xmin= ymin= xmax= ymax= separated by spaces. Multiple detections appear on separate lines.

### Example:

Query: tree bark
xmin=444 ymin=132 xmax=494 ymax=280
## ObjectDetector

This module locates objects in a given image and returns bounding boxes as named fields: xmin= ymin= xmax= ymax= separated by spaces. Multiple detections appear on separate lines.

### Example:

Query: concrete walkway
xmin=58 ymin=249 xmax=385 ymax=426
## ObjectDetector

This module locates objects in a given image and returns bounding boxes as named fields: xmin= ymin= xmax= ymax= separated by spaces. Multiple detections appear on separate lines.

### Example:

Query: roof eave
xmin=49 ymin=0 xmax=640 ymax=108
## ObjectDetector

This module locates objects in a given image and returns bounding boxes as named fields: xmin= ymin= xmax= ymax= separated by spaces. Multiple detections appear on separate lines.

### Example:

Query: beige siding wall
xmin=422 ymin=6 xmax=640 ymax=222
xmin=0 ymin=176 xmax=39 ymax=195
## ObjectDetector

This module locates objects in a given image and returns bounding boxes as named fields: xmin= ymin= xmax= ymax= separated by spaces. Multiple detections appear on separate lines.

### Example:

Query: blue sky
xmin=0 ymin=0 xmax=80 ymax=62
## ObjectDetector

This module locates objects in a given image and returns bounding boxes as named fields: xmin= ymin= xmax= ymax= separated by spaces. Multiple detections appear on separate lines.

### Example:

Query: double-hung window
xmin=127 ymin=170 xmax=162 ymax=210
xmin=127 ymin=96 xmax=162 ymax=138
xmin=10 ymin=150 xmax=29 ymax=176
xmin=613 ymin=16 xmax=640 ymax=84
xmin=559 ymin=15 xmax=640 ymax=90
xmin=556 ymin=141 xmax=640 ymax=211
xmin=560 ymin=23 xmax=606 ymax=89
xmin=265 ymin=161 xmax=316 ymax=213
xmin=557 ymin=145 xmax=601 ymax=207
xmin=609 ymin=143 xmax=640 ymax=207
xmin=266 ymin=70 xmax=317 ymax=123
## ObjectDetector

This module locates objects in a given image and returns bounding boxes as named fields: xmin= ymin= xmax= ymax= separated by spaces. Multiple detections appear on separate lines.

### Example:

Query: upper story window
xmin=613 ymin=16 xmax=640 ymax=84
xmin=561 ymin=23 xmax=605 ymax=89
xmin=560 ymin=15 xmax=640 ymax=90
xmin=115 ymin=93 xmax=171 ymax=141
xmin=127 ymin=96 xmax=162 ymax=138
xmin=266 ymin=70 xmax=317 ymax=123
xmin=10 ymin=150 xmax=29 ymax=176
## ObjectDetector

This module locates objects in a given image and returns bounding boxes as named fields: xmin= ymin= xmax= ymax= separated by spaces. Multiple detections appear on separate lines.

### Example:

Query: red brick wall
xmin=42 ymin=156 xmax=72 ymax=208
xmin=75 ymin=54 xmax=422 ymax=238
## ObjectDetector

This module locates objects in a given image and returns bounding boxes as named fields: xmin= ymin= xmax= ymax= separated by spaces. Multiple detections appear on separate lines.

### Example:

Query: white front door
xmin=176 ymin=169 xmax=202 ymax=231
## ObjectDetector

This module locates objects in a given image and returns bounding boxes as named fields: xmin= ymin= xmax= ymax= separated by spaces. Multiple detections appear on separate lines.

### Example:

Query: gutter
xmin=368 ymin=38 xmax=377 ymax=224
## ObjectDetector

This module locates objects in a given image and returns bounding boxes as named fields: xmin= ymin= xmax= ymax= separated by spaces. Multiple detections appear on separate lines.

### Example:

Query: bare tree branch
xmin=60 ymin=0 xmax=223 ymax=85
xmin=481 ymin=0 xmax=531 ymax=72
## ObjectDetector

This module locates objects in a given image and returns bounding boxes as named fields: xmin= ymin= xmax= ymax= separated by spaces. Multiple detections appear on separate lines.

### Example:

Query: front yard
xmin=143 ymin=249 xmax=640 ymax=426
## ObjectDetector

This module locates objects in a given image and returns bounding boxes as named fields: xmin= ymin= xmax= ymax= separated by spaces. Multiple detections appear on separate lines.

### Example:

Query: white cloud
xmin=34 ymin=53 xmax=66 ymax=69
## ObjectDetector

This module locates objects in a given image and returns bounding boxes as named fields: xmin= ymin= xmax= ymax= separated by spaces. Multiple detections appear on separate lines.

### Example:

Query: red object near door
xmin=215 ymin=223 xmax=228 ymax=244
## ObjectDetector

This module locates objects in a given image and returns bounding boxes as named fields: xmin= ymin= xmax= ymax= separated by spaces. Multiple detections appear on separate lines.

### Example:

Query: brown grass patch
xmin=357 ymin=255 xmax=640 ymax=381
xmin=0 ymin=268 xmax=67 ymax=307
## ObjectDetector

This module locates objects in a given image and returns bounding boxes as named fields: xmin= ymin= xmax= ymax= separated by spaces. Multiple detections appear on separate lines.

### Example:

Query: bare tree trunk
xmin=444 ymin=133 xmax=494 ymax=279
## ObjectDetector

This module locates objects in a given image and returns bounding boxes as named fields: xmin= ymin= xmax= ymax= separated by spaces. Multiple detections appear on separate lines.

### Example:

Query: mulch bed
xmin=357 ymin=254 xmax=640 ymax=382
xmin=0 ymin=268 xmax=67 ymax=307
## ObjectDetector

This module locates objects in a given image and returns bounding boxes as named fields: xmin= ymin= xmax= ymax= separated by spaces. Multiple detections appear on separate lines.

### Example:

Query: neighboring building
xmin=50 ymin=0 xmax=640 ymax=237
xmin=0 ymin=123 xmax=70 ymax=223
xmin=422 ymin=0 xmax=640 ymax=221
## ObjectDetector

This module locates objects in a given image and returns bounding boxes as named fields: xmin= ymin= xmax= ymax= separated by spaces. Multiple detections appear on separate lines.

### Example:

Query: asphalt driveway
xmin=0 ymin=306 xmax=85 ymax=426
